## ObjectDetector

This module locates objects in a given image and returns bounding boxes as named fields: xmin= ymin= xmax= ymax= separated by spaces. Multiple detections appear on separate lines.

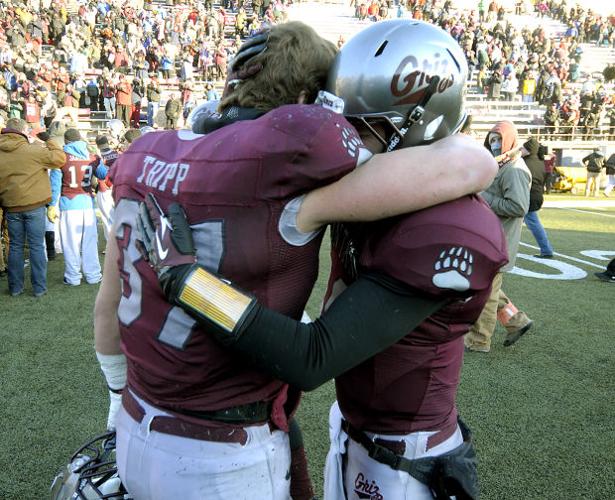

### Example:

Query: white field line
xmin=551 ymin=207 xmax=615 ymax=218
xmin=543 ymin=199 xmax=615 ymax=209
xmin=519 ymin=242 xmax=606 ymax=269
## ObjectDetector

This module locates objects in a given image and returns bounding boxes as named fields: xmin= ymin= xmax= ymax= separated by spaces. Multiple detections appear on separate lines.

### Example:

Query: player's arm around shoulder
xmin=296 ymin=134 xmax=497 ymax=233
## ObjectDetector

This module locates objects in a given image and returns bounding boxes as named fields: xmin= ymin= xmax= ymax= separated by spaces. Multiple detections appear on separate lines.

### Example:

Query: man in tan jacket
xmin=0 ymin=118 xmax=66 ymax=297
xmin=465 ymin=120 xmax=533 ymax=352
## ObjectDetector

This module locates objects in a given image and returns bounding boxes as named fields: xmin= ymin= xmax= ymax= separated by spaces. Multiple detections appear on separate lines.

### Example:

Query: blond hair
xmin=221 ymin=22 xmax=337 ymax=112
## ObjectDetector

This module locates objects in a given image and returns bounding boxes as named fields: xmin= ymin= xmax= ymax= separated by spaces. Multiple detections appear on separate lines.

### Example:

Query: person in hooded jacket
xmin=0 ymin=117 xmax=66 ymax=296
xmin=522 ymin=137 xmax=554 ymax=258
xmin=49 ymin=128 xmax=105 ymax=286
xmin=465 ymin=121 xmax=534 ymax=352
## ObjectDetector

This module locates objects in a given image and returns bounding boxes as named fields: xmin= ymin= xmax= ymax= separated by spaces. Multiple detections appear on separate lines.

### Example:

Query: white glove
xmin=96 ymin=352 xmax=127 ymax=431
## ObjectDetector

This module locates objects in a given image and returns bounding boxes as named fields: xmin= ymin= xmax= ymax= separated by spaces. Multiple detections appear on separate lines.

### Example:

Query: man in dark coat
xmin=523 ymin=138 xmax=554 ymax=258
xmin=582 ymin=148 xmax=604 ymax=197
xmin=164 ymin=94 xmax=181 ymax=129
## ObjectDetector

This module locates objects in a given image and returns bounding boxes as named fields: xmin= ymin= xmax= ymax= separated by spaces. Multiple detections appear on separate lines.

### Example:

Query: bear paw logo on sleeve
xmin=341 ymin=126 xmax=363 ymax=158
xmin=432 ymin=246 xmax=473 ymax=292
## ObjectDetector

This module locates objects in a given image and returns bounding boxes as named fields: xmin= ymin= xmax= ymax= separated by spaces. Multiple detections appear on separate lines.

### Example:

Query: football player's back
xmin=111 ymin=105 xmax=359 ymax=415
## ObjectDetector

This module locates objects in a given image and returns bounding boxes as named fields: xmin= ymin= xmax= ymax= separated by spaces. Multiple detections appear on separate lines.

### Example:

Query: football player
xmin=94 ymin=135 xmax=119 ymax=242
xmin=137 ymin=20 xmax=510 ymax=499
xmin=50 ymin=128 xmax=105 ymax=286
xmin=94 ymin=21 xmax=497 ymax=500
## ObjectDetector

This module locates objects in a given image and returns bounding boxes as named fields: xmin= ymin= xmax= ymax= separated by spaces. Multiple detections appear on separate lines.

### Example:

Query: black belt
xmin=122 ymin=391 xmax=250 ymax=444
xmin=342 ymin=419 xmax=413 ymax=473
xmin=173 ymin=400 xmax=272 ymax=424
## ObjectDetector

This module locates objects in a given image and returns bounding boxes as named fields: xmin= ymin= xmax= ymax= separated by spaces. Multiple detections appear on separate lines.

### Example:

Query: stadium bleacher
xmin=28 ymin=0 xmax=614 ymax=150
xmin=287 ymin=2 xmax=614 ymax=150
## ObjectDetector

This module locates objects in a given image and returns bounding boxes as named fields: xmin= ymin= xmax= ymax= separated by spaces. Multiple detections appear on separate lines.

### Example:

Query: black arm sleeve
xmin=213 ymin=274 xmax=447 ymax=391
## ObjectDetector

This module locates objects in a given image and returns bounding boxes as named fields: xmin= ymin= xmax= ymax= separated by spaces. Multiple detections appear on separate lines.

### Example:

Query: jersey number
xmin=114 ymin=199 xmax=224 ymax=349
xmin=68 ymin=164 xmax=93 ymax=189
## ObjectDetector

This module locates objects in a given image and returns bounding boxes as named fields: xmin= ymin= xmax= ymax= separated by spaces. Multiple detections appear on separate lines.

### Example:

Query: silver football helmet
xmin=186 ymin=100 xmax=221 ymax=131
xmin=50 ymin=431 xmax=130 ymax=499
xmin=107 ymin=119 xmax=125 ymax=142
xmin=326 ymin=19 xmax=468 ymax=151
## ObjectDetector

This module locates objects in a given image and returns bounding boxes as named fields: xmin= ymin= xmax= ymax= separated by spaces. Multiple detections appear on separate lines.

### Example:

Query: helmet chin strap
xmin=386 ymin=75 xmax=441 ymax=152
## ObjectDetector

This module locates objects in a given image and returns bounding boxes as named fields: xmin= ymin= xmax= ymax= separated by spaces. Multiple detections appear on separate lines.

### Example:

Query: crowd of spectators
xmin=0 ymin=0 xmax=613 ymax=139
xmin=353 ymin=0 xmax=615 ymax=140
xmin=0 ymin=0 xmax=289 ymax=134
xmin=0 ymin=0 xmax=293 ymax=292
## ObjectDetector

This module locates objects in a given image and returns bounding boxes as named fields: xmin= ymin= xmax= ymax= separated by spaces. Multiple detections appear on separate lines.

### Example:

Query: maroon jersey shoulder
xmin=101 ymin=149 xmax=119 ymax=169
xmin=113 ymin=104 xmax=360 ymax=205
xmin=359 ymin=195 xmax=508 ymax=299
xmin=99 ymin=149 xmax=119 ymax=192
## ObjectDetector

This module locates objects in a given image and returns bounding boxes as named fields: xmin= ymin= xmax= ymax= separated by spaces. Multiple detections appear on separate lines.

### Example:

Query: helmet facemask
xmin=326 ymin=20 xmax=469 ymax=152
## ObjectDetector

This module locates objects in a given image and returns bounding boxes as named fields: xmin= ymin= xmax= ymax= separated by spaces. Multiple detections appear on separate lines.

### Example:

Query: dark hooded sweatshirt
xmin=523 ymin=137 xmax=546 ymax=212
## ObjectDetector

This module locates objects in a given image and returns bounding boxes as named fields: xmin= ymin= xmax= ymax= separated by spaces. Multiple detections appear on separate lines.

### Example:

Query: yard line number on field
xmin=510 ymin=243 xmax=609 ymax=280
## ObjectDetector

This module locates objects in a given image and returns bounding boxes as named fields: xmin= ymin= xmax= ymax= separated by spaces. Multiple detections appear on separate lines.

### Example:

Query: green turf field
xmin=1 ymin=197 xmax=614 ymax=499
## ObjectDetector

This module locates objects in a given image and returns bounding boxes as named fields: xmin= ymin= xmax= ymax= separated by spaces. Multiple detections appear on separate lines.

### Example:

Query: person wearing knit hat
xmin=123 ymin=128 xmax=141 ymax=145
xmin=465 ymin=121 xmax=533 ymax=352
xmin=49 ymin=127 xmax=105 ymax=286
xmin=95 ymin=135 xmax=111 ymax=150
xmin=64 ymin=128 xmax=82 ymax=143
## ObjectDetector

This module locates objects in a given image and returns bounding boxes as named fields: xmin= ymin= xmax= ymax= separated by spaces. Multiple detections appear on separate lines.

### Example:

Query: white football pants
xmin=116 ymin=391 xmax=292 ymax=500
xmin=96 ymin=190 xmax=114 ymax=241
xmin=60 ymin=209 xmax=101 ymax=284
xmin=325 ymin=401 xmax=463 ymax=500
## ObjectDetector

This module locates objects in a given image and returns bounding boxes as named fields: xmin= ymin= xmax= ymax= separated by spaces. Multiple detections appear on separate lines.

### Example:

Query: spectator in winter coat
xmin=465 ymin=121 xmax=533 ymax=352
xmin=115 ymin=75 xmax=132 ymax=128
xmin=488 ymin=67 xmax=503 ymax=100
xmin=86 ymin=79 xmax=100 ymax=111
xmin=164 ymin=94 xmax=181 ymax=129
xmin=0 ymin=117 xmax=66 ymax=296
xmin=522 ymin=138 xmax=554 ymax=258
xmin=501 ymin=72 xmax=519 ymax=101
xmin=604 ymin=153 xmax=615 ymax=197
xmin=582 ymin=148 xmax=604 ymax=197
xmin=146 ymin=76 xmax=161 ymax=128
xmin=130 ymin=79 xmax=143 ymax=129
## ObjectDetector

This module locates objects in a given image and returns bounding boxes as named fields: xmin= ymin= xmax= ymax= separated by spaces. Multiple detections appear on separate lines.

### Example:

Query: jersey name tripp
xmin=135 ymin=156 xmax=190 ymax=195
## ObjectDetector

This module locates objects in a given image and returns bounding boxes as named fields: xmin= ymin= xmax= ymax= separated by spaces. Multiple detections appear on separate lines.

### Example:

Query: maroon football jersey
xmin=112 ymin=104 xmax=362 ymax=421
xmin=98 ymin=149 xmax=119 ymax=193
xmin=61 ymin=154 xmax=100 ymax=199
xmin=328 ymin=195 xmax=508 ymax=434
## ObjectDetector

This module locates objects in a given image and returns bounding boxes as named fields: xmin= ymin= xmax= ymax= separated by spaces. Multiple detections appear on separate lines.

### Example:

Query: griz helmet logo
xmin=390 ymin=53 xmax=455 ymax=106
